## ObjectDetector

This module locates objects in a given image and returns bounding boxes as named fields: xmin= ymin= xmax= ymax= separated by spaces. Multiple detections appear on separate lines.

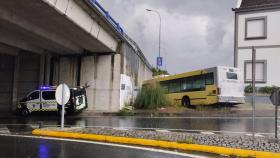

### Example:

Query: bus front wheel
xmin=182 ymin=97 xmax=191 ymax=107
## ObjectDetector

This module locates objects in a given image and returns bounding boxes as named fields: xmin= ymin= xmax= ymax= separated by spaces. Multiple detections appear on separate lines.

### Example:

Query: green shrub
xmin=117 ymin=107 xmax=134 ymax=116
xmin=134 ymin=82 xmax=170 ymax=109
xmin=245 ymin=84 xmax=253 ymax=93
xmin=258 ymin=86 xmax=280 ymax=94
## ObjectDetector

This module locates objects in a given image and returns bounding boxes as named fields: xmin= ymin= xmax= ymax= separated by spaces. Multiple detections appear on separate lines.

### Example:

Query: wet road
xmin=0 ymin=96 xmax=274 ymax=135
xmin=0 ymin=135 xmax=212 ymax=158
xmin=0 ymin=115 xmax=276 ymax=135
xmin=245 ymin=96 xmax=271 ymax=104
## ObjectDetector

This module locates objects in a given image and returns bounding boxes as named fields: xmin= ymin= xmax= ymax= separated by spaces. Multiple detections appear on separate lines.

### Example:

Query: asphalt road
xmin=0 ymin=115 xmax=276 ymax=136
xmin=245 ymin=95 xmax=272 ymax=104
xmin=0 ymin=135 xmax=213 ymax=158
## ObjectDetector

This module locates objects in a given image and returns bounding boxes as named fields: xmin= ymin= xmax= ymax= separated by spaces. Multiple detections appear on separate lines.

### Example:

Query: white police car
xmin=17 ymin=86 xmax=87 ymax=116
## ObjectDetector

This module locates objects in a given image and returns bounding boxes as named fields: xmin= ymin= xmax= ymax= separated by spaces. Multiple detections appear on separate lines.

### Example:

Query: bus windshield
xmin=226 ymin=72 xmax=238 ymax=80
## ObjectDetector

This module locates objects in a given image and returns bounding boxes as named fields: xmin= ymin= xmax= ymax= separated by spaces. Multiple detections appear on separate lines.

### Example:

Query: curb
xmin=32 ymin=129 xmax=280 ymax=158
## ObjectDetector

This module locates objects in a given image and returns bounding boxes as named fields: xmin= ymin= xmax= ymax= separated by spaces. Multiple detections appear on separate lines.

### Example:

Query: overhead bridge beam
xmin=0 ymin=4 xmax=83 ymax=54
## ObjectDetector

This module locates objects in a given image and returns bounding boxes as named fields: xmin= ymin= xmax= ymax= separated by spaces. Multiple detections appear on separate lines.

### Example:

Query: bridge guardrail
xmin=88 ymin=0 xmax=123 ymax=34
xmin=87 ymin=0 xmax=152 ymax=69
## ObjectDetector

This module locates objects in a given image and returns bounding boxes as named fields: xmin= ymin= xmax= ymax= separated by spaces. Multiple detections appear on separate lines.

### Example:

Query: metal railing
xmin=88 ymin=0 xmax=123 ymax=34
xmin=87 ymin=0 xmax=152 ymax=69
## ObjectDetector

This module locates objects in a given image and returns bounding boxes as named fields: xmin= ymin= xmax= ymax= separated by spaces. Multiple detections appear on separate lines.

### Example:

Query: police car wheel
xmin=21 ymin=108 xmax=29 ymax=117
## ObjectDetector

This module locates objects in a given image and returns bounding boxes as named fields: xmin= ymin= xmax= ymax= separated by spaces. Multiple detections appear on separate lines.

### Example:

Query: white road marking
xmin=245 ymin=133 xmax=265 ymax=137
xmin=156 ymin=130 xmax=170 ymax=133
xmin=200 ymin=132 xmax=215 ymax=135
xmin=0 ymin=134 xmax=210 ymax=158
xmin=112 ymin=127 xmax=129 ymax=131
xmin=77 ymin=116 xmax=275 ymax=119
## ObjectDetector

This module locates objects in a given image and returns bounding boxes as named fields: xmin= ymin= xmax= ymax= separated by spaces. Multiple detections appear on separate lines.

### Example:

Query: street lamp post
xmin=146 ymin=9 xmax=161 ymax=69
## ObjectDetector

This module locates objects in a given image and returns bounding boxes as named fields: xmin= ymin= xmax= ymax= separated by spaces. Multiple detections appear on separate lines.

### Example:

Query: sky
xmin=98 ymin=0 xmax=238 ymax=74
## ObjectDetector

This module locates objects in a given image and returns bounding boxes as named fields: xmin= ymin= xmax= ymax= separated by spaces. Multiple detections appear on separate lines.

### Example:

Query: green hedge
xmin=245 ymin=85 xmax=253 ymax=93
xmin=245 ymin=85 xmax=280 ymax=94
xmin=258 ymin=86 xmax=280 ymax=94
xmin=134 ymin=82 xmax=170 ymax=109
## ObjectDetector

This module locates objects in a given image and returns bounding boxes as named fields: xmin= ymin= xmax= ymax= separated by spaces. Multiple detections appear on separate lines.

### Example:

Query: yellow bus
xmin=145 ymin=66 xmax=245 ymax=106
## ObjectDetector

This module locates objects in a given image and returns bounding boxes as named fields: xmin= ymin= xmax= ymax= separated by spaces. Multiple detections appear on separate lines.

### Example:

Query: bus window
xmin=181 ymin=79 xmax=192 ymax=91
xmin=168 ymin=80 xmax=181 ymax=93
xmin=192 ymin=76 xmax=205 ymax=90
xmin=160 ymin=82 xmax=169 ymax=92
xmin=206 ymin=73 xmax=214 ymax=85
xmin=227 ymin=72 xmax=238 ymax=80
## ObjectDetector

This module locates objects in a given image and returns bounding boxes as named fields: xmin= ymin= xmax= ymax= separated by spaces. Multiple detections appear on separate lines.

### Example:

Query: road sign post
xmin=276 ymin=104 xmax=279 ymax=139
xmin=55 ymin=83 xmax=70 ymax=129
xmin=252 ymin=46 xmax=256 ymax=140
xmin=270 ymin=91 xmax=280 ymax=139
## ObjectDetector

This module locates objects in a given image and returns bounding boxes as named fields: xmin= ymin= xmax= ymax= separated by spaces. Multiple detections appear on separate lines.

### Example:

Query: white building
xmin=234 ymin=0 xmax=280 ymax=87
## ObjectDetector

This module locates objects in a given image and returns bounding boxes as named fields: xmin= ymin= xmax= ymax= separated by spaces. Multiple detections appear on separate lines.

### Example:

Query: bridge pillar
xmin=79 ymin=54 xmax=121 ymax=112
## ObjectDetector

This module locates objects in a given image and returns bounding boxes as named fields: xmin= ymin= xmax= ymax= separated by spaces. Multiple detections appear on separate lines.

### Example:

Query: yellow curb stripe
xmin=32 ymin=129 xmax=280 ymax=158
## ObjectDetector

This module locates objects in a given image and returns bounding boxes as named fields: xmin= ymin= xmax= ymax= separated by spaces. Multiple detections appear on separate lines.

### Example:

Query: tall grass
xmin=134 ymin=82 xmax=170 ymax=109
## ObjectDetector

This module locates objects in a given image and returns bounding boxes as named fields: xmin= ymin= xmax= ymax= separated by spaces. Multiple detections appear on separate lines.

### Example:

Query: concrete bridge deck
xmin=0 ymin=0 xmax=152 ymax=113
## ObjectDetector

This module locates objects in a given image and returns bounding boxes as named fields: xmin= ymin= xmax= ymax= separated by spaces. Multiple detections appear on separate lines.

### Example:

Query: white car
xmin=17 ymin=86 xmax=87 ymax=116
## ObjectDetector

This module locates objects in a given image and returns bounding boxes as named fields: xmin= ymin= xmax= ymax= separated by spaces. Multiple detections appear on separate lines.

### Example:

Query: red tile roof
xmin=238 ymin=0 xmax=280 ymax=10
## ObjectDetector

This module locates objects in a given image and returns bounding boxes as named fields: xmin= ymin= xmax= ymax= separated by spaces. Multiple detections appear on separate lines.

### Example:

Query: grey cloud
xmin=98 ymin=0 xmax=238 ymax=74
xmin=206 ymin=19 xmax=227 ymax=50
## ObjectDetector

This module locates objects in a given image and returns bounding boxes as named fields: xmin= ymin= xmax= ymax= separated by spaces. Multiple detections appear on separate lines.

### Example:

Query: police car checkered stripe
xmin=29 ymin=108 xmax=58 ymax=112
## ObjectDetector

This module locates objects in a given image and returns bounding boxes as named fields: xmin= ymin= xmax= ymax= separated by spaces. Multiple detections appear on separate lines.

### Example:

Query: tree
xmin=152 ymin=67 xmax=169 ymax=76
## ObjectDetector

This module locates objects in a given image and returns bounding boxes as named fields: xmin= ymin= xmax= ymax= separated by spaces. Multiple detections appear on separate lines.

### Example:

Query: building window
xmin=245 ymin=16 xmax=267 ymax=40
xmin=244 ymin=60 xmax=267 ymax=83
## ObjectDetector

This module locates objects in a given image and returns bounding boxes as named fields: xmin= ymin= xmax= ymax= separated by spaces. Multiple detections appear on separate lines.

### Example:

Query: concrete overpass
xmin=0 ymin=0 xmax=152 ymax=112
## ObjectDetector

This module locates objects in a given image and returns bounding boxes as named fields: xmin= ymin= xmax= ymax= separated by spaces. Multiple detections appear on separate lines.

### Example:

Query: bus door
xmin=41 ymin=91 xmax=57 ymax=111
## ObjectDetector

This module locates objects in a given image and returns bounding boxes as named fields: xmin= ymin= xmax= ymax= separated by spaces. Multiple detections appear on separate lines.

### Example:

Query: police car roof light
xmin=40 ymin=86 xmax=51 ymax=90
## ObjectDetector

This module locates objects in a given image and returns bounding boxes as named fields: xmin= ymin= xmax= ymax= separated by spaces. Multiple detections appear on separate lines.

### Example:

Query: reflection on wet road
xmin=0 ymin=135 xmax=211 ymax=158
xmin=245 ymin=96 xmax=271 ymax=104
xmin=0 ymin=116 xmax=275 ymax=135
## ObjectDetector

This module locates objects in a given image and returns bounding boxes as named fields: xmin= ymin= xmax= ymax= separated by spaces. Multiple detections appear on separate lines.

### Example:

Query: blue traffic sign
xmin=157 ymin=57 xmax=163 ymax=67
